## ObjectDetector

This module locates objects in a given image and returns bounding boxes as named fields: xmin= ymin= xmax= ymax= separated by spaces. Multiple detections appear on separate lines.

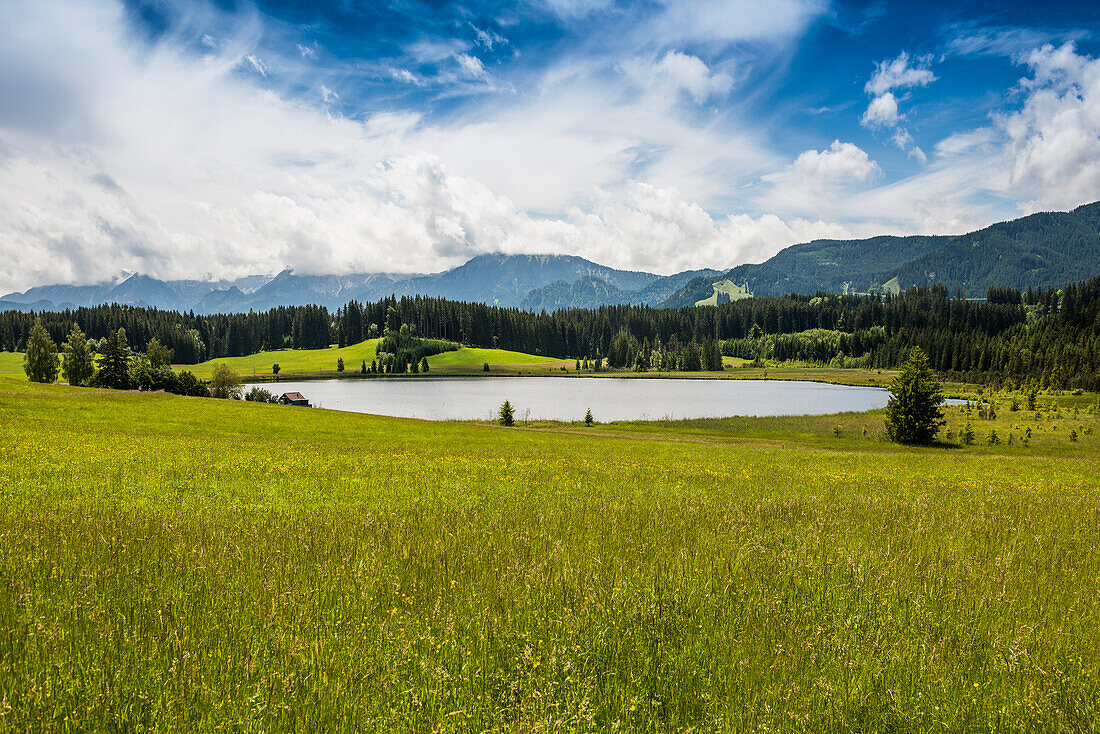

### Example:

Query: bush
xmin=171 ymin=370 xmax=209 ymax=397
xmin=209 ymin=364 xmax=243 ymax=400
xmin=245 ymin=386 xmax=279 ymax=404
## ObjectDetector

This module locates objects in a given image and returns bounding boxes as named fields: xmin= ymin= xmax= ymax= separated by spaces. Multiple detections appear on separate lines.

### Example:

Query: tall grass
xmin=0 ymin=378 xmax=1098 ymax=731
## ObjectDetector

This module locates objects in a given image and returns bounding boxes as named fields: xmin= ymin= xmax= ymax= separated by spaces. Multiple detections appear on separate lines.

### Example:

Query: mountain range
xmin=3 ymin=202 xmax=1098 ymax=314
xmin=662 ymin=201 xmax=1100 ymax=307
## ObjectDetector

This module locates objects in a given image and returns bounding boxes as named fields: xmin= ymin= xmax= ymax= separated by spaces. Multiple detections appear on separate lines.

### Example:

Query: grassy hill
xmin=178 ymin=339 xmax=562 ymax=379
xmin=692 ymin=279 xmax=753 ymax=306
xmin=177 ymin=339 xmax=384 ymax=379
xmin=1 ymin=378 xmax=1098 ymax=730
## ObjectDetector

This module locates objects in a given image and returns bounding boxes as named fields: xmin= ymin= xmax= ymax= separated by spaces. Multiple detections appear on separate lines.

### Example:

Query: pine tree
xmin=584 ymin=408 xmax=594 ymax=426
xmin=95 ymin=329 xmax=132 ymax=389
xmin=420 ymin=357 xmax=429 ymax=373
xmin=23 ymin=319 xmax=59 ymax=384
xmin=61 ymin=324 xmax=94 ymax=386
xmin=498 ymin=400 xmax=515 ymax=426
xmin=885 ymin=347 xmax=945 ymax=444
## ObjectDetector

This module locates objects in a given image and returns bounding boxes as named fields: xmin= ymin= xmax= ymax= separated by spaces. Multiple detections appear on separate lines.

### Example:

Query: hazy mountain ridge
xmin=6 ymin=203 xmax=1099 ymax=314
xmin=0 ymin=254 xmax=690 ymax=314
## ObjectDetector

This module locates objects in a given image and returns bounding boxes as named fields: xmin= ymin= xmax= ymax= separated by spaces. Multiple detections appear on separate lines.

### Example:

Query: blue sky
xmin=1 ymin=0 xmax=1099 ymax=290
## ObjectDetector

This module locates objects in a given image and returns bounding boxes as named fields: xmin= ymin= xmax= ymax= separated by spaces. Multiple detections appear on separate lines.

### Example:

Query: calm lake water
xmin=249 ymin=377 xmax=894 ymax=421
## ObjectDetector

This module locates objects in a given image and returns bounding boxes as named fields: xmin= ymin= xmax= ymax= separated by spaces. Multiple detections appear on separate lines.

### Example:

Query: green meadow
xmin=0 ymin=350 xmax=24 ymax=379
xmin=178 ymin=339 xmax=563 ymax=379
xmin=1 ymin=376 xmax=1099 ymax=732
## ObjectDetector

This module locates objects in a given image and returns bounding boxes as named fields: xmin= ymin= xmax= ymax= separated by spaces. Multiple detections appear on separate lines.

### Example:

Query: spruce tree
xmin=61 ymin=324 xmax=94 ymax=386
xmin=23 ymin=319 xmax=59 ymax=384
xmin=885 ymin=347 xmax=945 ymax=444
xmin=96 ymin=329 xmax=132 ymax=389
xmin=498 ymin=400 xmax=515 ymax=426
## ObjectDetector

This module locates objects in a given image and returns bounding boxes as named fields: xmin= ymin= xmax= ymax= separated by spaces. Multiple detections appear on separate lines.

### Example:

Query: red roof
xmin=281 ymin=392 xmax=307 ymax=400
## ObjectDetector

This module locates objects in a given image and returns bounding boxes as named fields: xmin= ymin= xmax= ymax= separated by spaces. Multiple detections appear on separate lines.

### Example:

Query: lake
xmin=249 ymin=377 xmax=895 ymax=421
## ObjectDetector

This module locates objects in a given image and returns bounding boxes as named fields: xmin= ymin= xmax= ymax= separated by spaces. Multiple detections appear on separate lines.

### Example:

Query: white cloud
xmin=785 ymin=141 xmax=881 ymax=182
xmin=536 ymin=0 xmax=614 ymax=19
xmin=864 ymin=51 xmax=936 ymax=96
xmin=388 ymin=67 xmax=425 ymax=86
xmin=860 ymin=92 xmax=899 ymax=128
xmin=455 ymin=53 xmax=489 ymax=80
xmin=319 ymin=85 xmax=338 ymax=103
xmin=244 ymin=54 xmax=267 ymax=77
xmin=1002 ymin=42 xmax=1100 ymax=212
xmin=0 ymin=0 xmax=817 ymax=293
xmin=469 ymin=23 xmax=505 ymax=50
xmin=646 ymin=0 xmax=826 ymax=45
xmin=625 ymin=51 xmax=733 ymax=104
xmin=297 ymin=43 xmax=316 ymax=59
xmin=860 ymin=52 xmax=934 ymax=164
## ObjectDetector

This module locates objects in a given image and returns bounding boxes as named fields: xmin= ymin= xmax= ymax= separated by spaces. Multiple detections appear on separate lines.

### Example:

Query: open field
xmin=176 ymin=340 xmax=565 ymax=380
xmin=176 ymin=339 xmax=383 ymax=379
xmin=1 ymin=378 xmax=1099 ymax=731
xmin=0 ymin=350 xmax=24 ymax=379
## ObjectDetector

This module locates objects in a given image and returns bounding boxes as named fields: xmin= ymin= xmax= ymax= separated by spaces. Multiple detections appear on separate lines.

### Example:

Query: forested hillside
xmin=663 ymin=202 xmax=1100 ymax=306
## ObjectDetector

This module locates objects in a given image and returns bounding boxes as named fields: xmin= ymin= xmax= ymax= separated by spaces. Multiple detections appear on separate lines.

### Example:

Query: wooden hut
xmin=279 ymin=391 xmax=310 ymax=407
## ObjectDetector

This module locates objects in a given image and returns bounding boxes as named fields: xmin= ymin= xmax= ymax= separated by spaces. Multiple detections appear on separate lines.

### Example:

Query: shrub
xmin=245 ymin=386 xmax=279 ymax=404
xmin=209 ymin=364 xmax=243 ymax=400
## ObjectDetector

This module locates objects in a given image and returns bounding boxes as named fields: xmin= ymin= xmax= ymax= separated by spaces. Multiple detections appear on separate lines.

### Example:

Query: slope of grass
xmin=426 ymin=345 xmax=561 ymax=366
xmin=179 ymin=340 xmax=562 ymax=379
xmin=693 ymin=278 xmax=752 ymax=306
xmin=177 ymin=339 xmax=383 ymax=379
xmin=0 ymin=350 xmax=24 ymax=379
xmin=1 ymin=378 xmax=1099 ymax=732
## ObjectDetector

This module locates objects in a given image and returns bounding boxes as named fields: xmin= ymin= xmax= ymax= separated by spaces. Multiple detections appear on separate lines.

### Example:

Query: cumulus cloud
xmin=860 ymin=92 xmax=899 ymax=128
xmin=0 ymin=0 xmax=821 ymax=293
xmin=860 ymin=51 xmax=934 ymax=163
xmin=625 ymin=51 xmax=733 ymax=104
xmin=785 ymin=141 xmax=881 ymax=182
xmin=1002 ymin=42 xmax=1100 ymax=212
xmin=864 ymin=51 xmax=936 ymax=96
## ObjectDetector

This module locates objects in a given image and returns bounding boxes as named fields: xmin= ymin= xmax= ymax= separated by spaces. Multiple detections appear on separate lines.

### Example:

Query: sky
xmin=1 ymin=0 xmax=1099 ymax=292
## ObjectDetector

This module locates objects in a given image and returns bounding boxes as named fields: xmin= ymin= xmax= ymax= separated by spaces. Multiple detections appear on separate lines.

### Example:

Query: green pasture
xmin=0 ymin=350 xmax=23 ymax=379
xmin=1 ymin=378 xmax=1098 ymax=731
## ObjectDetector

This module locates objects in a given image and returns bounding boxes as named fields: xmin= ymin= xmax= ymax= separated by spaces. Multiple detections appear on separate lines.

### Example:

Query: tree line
xmin=4 ymin=275 xmax=1099 ymax=388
